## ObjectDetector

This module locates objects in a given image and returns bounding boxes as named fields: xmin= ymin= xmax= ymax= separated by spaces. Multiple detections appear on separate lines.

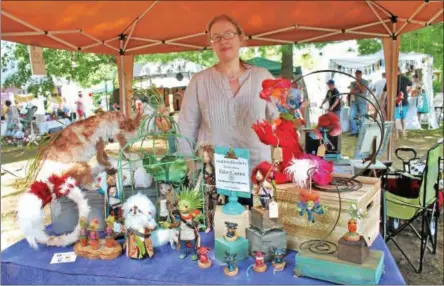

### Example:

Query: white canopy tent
xmin=329 ymin=51 xmax=439 ymax=130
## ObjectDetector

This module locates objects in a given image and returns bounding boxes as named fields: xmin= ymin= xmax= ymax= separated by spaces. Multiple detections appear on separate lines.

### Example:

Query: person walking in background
xmin=381 ymin=67 xmax=413 ymax=138
xmin=321 ymin=79 xmax=341 ymax=118
xmin=372 ymin=72 xmax=386 ymax=103
xmin=349 ymin=70 xmax=369 ymax=136
xmin=75 ymin=91 xmax=86 ymax=120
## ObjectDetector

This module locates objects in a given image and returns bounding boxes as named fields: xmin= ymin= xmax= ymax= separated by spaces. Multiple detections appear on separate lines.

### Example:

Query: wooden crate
xmin=275 ymin=174 xmax=381 ymax=250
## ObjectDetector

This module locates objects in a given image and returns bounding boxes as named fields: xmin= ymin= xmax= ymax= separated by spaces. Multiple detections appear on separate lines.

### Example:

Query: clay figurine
xmin=157 ymin=181 xmax=175 ymax=227
xmin=122 ymin=193 xmax=157 ymax=259
xmin=272 ymin=247 xmax=287 ymax=271
xmin=252 ymin=250 xmax=267 ymax=272
xmin=79 ymin=216 xmax=88 ymax=247
xmin=197 ymin=246 xmax=212 ymax=268
xmin=198 ymin=143 xmax=219 ymax=233
xmin=297 ymin=191 xmax=325 ymax=223
xmin=104 ymin=217 xmax=116 ymax=248
xmin=343 ymin=203 xmax=368 ymax=242
xmin=223 ymin=222 xmax=239 ymax=242
xmin=223 ymin=251 xmax=239 ymax=276
xmin=88 ymin=218 xmax=100 ymax=250
xmin=175 ymin=187 xmax=204 ymax=260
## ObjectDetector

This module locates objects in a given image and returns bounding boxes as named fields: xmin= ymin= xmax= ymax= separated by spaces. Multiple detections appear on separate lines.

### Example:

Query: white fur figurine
xmin=123 ymin=193 xmax=157 ymax=231
xmin=134 ymin=167 xmax=153 ymax=189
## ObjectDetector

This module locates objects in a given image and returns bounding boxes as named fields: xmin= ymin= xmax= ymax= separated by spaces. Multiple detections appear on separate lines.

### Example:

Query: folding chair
xmin=383 ymin=142 xmax=442 ymax=273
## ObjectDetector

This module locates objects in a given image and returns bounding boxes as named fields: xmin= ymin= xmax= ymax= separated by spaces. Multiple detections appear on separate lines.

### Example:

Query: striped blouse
xmin=178 ymin=64 xmax=278 ymax=169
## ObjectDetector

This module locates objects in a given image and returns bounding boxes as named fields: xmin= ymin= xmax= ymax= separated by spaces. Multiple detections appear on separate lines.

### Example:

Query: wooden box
xmin=246 ymin=227 xmax=287 ymax=262
xmin=251 ymin=206 xmax=282 ymax=231
xmin=275 ymin=174 xmax=381 ymax=250
xmin=214 ymin=236 xmax=249 ymax=262
xmin=338 ymin=236 xmax=369 ymax=264
xmin=294 ymin=249 xmax=384 ymax=285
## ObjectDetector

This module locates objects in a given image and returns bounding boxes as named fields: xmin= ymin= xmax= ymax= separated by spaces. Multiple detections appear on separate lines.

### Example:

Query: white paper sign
xmin=214 ymin=150 xmax=250 ymax=193
xmin=50 ymin=252 xmax=77 ymax=264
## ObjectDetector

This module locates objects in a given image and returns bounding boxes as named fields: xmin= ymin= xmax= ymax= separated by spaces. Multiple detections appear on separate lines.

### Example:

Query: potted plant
xmin=79 ymin=217 xmax=88 ymax=247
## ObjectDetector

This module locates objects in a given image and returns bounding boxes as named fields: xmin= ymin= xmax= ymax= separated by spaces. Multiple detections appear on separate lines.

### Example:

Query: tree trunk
xmin=281 ymin=44 xmax=294 ymax=79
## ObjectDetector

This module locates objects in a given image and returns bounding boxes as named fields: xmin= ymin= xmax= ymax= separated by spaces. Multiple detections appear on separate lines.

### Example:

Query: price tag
xmin=272 ymin=147 xmax=283 ymax=163
xmin=114 ymin=222 xmax=122 ymax=233
xmin=269 ymin=201 xmax=279 ymax=218
xmin=317 ymin=144 xmax=326 ymax=157
xmin=50 ymin=252 xmax=77 ymax=264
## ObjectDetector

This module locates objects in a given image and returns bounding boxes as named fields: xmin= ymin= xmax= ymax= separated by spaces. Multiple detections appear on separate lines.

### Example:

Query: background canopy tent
xmin=246 ymin=57 xmax=302 ymax=77
xmin=1 ymin=0 xmax=443 ymax=117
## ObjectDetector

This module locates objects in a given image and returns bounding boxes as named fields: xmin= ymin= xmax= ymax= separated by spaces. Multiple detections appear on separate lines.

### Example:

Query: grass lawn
xmin=1 ymin=144 xmax=40 ymax=165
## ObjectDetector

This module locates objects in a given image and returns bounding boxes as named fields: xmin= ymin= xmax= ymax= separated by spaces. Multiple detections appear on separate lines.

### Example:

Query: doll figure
xmin=297 ymin=199 xmax=325 ymax=223
xmin=223 ymin=222 xmax=239 ymax=242
xmin=272 ymin=247 xmax=287 ymax=270
xmin=258 ymin=179 xmax=274 ymax=210
xmin=197 ymin=246 xmax=212 ymax=268
xmin=157 ymin=182 xmax=175 ymax=227
xmin=252 ymin=169 xmax=264 ymax=195
xmin=252 ymin=250 xmax=267 ymax=272
xmin=122 ymin=193 xmax=157 ymax=259
xmin=88 ymin=218 xmax=100 ymax=250
xmin=223 ymin=251 xmax=239 ymax=276
xmin=199 ymin=144 xmax=218 ymax=233
xmin=176 ymin=188 xmax=204 ymax=260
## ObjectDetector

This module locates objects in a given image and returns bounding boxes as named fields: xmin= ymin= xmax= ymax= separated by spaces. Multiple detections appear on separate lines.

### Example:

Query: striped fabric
xmin=178 ymin=65 xmax=278 ymax=169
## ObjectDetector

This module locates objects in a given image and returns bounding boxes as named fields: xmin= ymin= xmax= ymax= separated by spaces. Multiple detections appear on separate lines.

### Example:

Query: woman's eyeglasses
xmin=210 ymin=31 xmax=238 ymax=43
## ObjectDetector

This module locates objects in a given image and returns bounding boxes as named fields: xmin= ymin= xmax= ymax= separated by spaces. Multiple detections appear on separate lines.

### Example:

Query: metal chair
xmin=383 ymin=141 xmax=442 ymax=273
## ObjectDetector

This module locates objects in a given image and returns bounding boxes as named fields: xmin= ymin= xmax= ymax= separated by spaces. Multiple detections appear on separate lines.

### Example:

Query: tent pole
xmin=117 ymin=53 xmax=135 ymax=116
xmin=382 ymin=35 xmax=400 ymax=161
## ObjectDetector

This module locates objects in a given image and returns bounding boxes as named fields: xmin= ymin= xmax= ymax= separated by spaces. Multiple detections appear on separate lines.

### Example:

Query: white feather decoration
xmin=284 ymin=158 xmax=317 ymax=188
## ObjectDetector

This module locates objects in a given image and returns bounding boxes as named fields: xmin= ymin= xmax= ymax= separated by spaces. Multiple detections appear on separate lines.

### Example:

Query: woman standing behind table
xmin=178 ymin=15 xmax=278 ymax=208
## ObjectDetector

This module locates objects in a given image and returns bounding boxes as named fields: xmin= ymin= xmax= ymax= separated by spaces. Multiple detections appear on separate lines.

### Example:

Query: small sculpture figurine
xmin=88 ymin=218 xmax=100 ymax=250
xmin=197 ymin=246 xmax=212 ymax=268
xmin=272 ymin=247 xmax=287 ymax=271
xmin=297 ymin=191 xmax=325 ymax=223
xmin=223 ymin=222 xmax=239 ymax=242
xmin=79 ymin=216 xmax=88 ymax=247
xmin=104 ymin=216 xmax=116 ymax=248
xmin=344 ymin=203 xmax=368 ymax=242
xmin=252 ymin=250 xmax=267 ymax=272
xmin=157 ymin=181 xmax=175 ymax=227
xmin=175 ymin=187 xmax=204 ymax=260
xmin=258 ymin=179 xmax=274 ymax=210
xmin=198 ymin=143 xmax=219 ymax=233
xmin=122 ymin=193 xmax=157 ymax=259
xmin=223 ymin=251 xmax=239 ymax=276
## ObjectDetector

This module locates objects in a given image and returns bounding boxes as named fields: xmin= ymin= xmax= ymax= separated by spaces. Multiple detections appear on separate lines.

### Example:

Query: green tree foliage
xmin=1 ymin=41 xmax=117 ymax=96
xmin=356 ymin=24 xmax=443 ymax=71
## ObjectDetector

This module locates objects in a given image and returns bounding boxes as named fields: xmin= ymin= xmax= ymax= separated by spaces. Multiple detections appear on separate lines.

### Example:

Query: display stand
xmin=213 ymin=205 xmax=250 ymax=239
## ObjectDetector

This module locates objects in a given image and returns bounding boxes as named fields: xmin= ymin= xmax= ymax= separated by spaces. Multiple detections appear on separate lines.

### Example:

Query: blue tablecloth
xmin=1 ymin=229 xmax=405 ymax=285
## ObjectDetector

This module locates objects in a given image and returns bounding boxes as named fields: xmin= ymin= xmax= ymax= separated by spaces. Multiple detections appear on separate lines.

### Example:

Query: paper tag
xmin=50 ymin=252 xmax=77 ymax=264
xmin=269 ymin=201 xmax=279 ymax=218
xmin=317 ymin=144 xmax=326 ymax=157
xmin=272 ymin=147 xmax=283 ymax=163
xmin=113 ymin=222 xmax=122 ymax=233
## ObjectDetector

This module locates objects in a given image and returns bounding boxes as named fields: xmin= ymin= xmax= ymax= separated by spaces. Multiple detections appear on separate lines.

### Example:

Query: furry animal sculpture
xmin=17 ymin=175 xmax=90 ymax=248
xmin=35 ymin=111 xmax=143 ymax=188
